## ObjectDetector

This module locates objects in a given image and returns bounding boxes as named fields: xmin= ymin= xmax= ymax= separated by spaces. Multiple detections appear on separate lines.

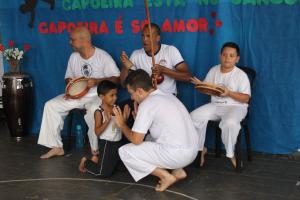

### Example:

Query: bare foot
xmin=40 ymin=148 xmax=64 ymax=159
xmin=79 ymin=157 xmax=87 ymax=173
xmin=155 ymin=172 xmax=177 ymax=192
xmin=91 ymin=155 xmax=99 ymax=163
xmin=171 ymin=168 xmax=187 ymax=182
xmin=230 ymin=157 xmax=237 ymax=168
xmin=199 ymin=147 xmax=207 ymax=167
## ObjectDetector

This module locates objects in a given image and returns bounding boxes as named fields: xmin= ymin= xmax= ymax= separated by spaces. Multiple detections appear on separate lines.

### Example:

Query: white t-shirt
xmin=130 ymin=44 xmax=184 ymax=95
xmin=204 ymin=65 xmax=251 ymax=106
xmin=132 ymin=89 xmax=198 ymax=149
xmin=65 ymin=48 xmax=120 ymax=96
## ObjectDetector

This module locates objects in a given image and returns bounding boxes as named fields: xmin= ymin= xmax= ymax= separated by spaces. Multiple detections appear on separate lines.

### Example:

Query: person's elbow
xmin=131 ymin=138 xmax=143 ymax=145
xmin=130 ymin=133 xmax=144 ymax=145
xmin=243 ymin=95 xmax=251 ymax=103
xmin=112 ymin=76 xmax=120 ymax=84
xmin=120 ymin=77 xmax=126 ymax=88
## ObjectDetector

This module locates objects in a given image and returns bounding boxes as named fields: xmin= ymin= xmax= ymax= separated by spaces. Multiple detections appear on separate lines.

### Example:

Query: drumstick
xmin=143 ymin=0 xmax=157 ymax=88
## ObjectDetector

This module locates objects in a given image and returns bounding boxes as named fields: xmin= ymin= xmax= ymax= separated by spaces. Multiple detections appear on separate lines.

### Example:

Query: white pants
xmin=119 ymin=142 xmax=198 ymax=182
xmin=190 ymin=103 xmax=248 ymax=158
xmin=37 ymin=94 xmax=101 ymax=153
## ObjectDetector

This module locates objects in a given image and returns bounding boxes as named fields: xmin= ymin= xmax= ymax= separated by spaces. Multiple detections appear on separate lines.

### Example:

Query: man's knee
xmin=118 ymin=144 xmax=134 ymax=162
xmin=190 ymin=109 xmax=200 ymax=121
xmin=190 ymin=106 xmax=214 ymax=126
xmin=118 ymin=145 xmax=126 ymax=159
xmin=44 ymin=98 xmax=57 ymax=110
xmin=221 ymin=118 xmax=240 ymax=130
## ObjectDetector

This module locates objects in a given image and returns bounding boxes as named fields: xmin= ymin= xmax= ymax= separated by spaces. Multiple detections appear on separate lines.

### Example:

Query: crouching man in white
xmin=38 ymin=27 xmax=120 ymax=159
xmin=112 ymin=69 xmax=198 ymax=192
xmin=190 ymin=42 xmax=251 ymax=168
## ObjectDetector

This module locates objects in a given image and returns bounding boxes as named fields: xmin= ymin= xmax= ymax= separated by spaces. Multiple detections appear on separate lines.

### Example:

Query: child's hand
xmin=123 ymin=104 xmax=131 ymax=121
xmin=220 ymin=87 xmax=230 ymax=97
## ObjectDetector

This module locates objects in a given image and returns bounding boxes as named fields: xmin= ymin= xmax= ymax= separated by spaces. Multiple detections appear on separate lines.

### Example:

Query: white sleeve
xmin=238 ymin=72 xmax=251 ymax=96
xmin=204 ymin=68 xmax=214 ymax=83
xmin=132 ymin=103 xmax=154 ymax=134
xmin=169 ymin=46 xmax=184 ymax=68
xmin=102 ymin=53 xmax=120 ymax=77
xmin=129 ymin=51 xmax=138 ymax=70
xmin=64 ymin=54 xmax=75 ymax=79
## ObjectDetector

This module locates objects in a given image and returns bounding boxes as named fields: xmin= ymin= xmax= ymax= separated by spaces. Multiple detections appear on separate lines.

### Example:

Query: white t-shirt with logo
xmin=132 ymin=89 xmax=198 ymax=149
xmin=65 ymin=48 xmax=120 ymax=96
xmin=130 ymin=44 xmax=184 ymax=95
xmin=204 ymin=65 xmax=251 ymax=106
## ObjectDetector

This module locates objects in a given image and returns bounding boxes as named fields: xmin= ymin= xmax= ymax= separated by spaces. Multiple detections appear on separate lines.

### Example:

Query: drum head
xmin=66 ymin=77 xmax=89 ymax=99
xmin=195 ymin=83 xmax=225 ymax=96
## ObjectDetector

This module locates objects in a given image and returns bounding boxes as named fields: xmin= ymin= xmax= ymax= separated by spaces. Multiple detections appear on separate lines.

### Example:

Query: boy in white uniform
xmin=190 ymin=42 xmax=251 ymax=168
xmin=113 ymin=69 xmax=198 ymax=192
xmin=120 ymin=23 xmax=191 ymax=95
xmin=38 ymin=27 xmax=120 ymax=159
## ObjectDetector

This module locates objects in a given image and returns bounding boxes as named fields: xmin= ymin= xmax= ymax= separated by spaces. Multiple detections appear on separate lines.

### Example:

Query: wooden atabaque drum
xmin=2 ymin=72 xmax=33 ymax=140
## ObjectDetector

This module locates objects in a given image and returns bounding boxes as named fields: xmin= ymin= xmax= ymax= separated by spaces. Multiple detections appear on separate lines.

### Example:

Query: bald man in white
xmin=38 ymin=27 xmax=120 ymax=159
xmin=113 ymin=69 xmax=198 ymax=192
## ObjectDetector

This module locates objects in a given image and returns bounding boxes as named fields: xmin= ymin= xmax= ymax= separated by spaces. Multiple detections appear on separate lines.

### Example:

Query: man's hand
xmin=190 ymin=76 xmax=202 ymax=85
xmin=113 ymin=106 xmax=126 ymax=128
xmin=123 ymin=104 xmax=131 ymax=121
xmin=120 ymin=51 xmax=134 ymax=70
xmin=87 ymin=78 xmax=97 ymax=88
xmin=152 ymin=64 xmax=164 ymax=75
xmin=63 ymin=94 xmax=71 ymax=100
xmin=65 ymin=78 xmax=72 ymax=86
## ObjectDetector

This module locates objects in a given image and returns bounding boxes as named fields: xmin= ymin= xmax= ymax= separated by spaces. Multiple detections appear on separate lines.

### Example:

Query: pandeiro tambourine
xmin=65 ymin=77 xmax=89 ymax=99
